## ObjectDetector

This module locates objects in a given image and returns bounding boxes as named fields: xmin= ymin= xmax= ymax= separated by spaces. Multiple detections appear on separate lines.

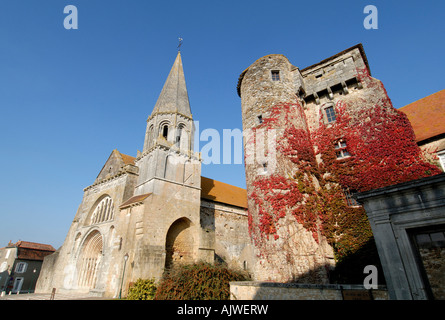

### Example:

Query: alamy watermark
xmin=363 ymin=5 xmax=378 ymax=30
xmin=63 ymin=5 xmax=378 ymax=30
xmin=363 ymin=265 xmax=378 ymax=289
xmin=164 ymin=121 xmax=278 ymax=175
xmin=64 ymin=5 xmax=78 ymax=30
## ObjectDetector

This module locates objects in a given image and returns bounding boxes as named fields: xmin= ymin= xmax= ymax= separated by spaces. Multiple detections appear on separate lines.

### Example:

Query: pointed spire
xmin=151 ymin=51 xmax=192 ymax=117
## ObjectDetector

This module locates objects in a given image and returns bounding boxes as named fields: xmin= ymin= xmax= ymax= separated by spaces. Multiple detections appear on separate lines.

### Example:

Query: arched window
xmin=90 ymin=196 xmax=114 ymax=225
xmin=162 ymin=124 xmax=169 ymax=140
xmin=175 ymin=125 xmax=183 ymax=148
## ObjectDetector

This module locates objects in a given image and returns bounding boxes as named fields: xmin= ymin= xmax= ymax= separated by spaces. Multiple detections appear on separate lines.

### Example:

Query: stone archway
xmin=165 ymin=218 xmax=195 ymax=269
xmin=77 ymin=230 xmax=103 ymax=289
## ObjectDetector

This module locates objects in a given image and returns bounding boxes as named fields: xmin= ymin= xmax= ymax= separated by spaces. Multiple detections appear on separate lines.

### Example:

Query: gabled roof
xmin=399 ymin=89 xmax=445 ymax=142
xmin=151 ymin=51 xmax=192 ymax=117
xmin=201 ymin=176 xmax=247 ymax=209
xmin=94 ymin=150 xmax=135 ymax=183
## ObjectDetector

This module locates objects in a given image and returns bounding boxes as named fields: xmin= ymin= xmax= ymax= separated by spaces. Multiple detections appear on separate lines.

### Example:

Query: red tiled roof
xmin=119 ymin=152 xmax=136 ymax=165
xmin=201 ymin=176 xmax=247 ymax=209
xmin=8 ymin=241 xmax=56 ymax=261
xmin=15 ymin=241 xmax=55 ymax=252
xmin=400 ymin=89 xmax=445 ymax=142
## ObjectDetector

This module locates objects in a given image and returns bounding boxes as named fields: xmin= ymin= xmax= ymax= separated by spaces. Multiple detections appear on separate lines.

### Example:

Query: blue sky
xmin=0 ymin=0 xmax=444 ymax=248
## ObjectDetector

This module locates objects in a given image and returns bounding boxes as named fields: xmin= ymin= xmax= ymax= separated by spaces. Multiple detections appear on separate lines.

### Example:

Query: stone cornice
xmin=146 ymin=111 xmax=193 ymax=123
xmin=83 ymin=165 xmax=138 ymax=192
xmin=135 ymin=140 xmax=201 ymax=163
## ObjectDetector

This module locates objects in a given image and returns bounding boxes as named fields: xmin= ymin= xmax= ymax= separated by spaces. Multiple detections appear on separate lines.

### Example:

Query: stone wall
xmin=417 ymin=244 xmax=445 ymax=299
xmin=238 ymin=46 xmax=375 ymax=283
xmin=200 ymin=200 xmax=255 ymax=273
xmin=230 ymin=281 xmax=388 ymax=300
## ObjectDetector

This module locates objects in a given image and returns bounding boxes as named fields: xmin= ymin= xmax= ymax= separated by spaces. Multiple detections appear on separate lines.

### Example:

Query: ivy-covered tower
xmin=237 ymin=44 xmax=441 ymax=283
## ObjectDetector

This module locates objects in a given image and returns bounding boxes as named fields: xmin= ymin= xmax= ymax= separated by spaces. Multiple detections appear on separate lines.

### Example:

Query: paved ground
xmin=0 ymin=292 xmax=110 ymax=300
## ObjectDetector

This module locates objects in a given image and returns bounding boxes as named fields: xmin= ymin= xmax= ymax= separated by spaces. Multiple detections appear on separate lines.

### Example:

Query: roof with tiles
xmin=119 ymin=152 xmax=136 ymax=165
xmin=399 ymin=89 xmax=445 ymax=143
xmin=201 ymin=176 xmax=247 ymax=209
xmin=3 ymin=241 xmax=56 ymax=261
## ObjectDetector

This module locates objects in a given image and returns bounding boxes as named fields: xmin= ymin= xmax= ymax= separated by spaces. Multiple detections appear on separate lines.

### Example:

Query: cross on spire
xmin=177 ymin=37 xmax=183 ymax=51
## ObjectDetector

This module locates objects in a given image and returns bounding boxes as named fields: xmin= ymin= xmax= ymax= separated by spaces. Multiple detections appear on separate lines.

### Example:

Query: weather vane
xmin=177 ymin=37 xmax=183 ymax=51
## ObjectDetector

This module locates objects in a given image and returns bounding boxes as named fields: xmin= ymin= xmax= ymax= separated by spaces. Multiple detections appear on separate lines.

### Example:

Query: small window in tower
xmin=175 ymin=127 xmax=183 ymax=147
xmin=262 ymin=162 xmax=268 ymax=174
xmin=325 ymin=106 xmax=337 ymax=123
xmin=162 ymin=125 xmax=169 ymax=139
xmin=257 ymin=115 xmax=263 ymax=124
xmin=335 ymin=139 xmax=351 ymax=159
xmin=271 ymin=70 xmax=280 ymax=81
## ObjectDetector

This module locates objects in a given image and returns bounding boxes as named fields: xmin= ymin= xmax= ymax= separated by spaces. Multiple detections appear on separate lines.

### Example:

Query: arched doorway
xmin=77 ymin=230 xmax=103 ymax=289
xmin=165 ymin=218 xmax=195 ymax=269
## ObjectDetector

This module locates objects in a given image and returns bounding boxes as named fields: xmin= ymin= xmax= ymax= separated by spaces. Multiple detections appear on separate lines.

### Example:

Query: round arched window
xmin=90 ymin=196 xmax=114 ymax=225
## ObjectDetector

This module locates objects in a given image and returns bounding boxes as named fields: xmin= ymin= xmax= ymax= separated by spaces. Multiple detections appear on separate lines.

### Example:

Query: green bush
xmin=126 ymin=278 xmax=157 ymax=300
xmin=154 ymin=262 xmax=250 ymax=300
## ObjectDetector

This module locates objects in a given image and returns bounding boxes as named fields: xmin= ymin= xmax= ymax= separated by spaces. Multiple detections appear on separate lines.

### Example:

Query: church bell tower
xmin=134 ymin=51 xmax=201 ymax=196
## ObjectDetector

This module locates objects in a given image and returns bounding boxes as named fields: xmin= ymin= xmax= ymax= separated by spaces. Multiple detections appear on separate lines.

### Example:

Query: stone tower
xmin=238 ymin=54 xmax=335 ymax=283
xmin=135 ymin=51 xmax=200 ymax=196
xmin=237 ymin=44 xmax=440 ymax=283
xmin=126 ymin=50 xmax=205 ymax=278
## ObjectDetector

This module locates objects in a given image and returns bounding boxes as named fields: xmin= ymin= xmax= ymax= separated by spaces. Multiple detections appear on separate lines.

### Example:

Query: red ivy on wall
xmin=247 ymin=67 xmax=441 ymax=264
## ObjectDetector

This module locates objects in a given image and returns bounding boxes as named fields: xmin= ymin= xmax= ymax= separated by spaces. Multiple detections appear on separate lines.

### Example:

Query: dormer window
xmin=257 ymin=115 xmax=263 ymax=124
xmin=271 ymin=70 xmax=280 ymax=81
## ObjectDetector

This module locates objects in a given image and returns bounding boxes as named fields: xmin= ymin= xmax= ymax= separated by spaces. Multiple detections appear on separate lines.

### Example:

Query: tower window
xmin=335 ymin=139 xmax=351 ymax=159
xmin=262 ymin=162 xmax=268 ymax=174
xmin=175 ymin=126 xmax=184 ymax=149
xmin=325 ymin=106 xmax=337 ymax=123
xmin=271 ymin=70 xmax=280 ymax=81
xmin=162 ymin=125 xmax=169 ymax=140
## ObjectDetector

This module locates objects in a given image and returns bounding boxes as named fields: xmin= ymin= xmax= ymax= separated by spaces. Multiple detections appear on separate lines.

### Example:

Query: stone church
xmin=36 ymin=51 xmax=254 ymax=298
